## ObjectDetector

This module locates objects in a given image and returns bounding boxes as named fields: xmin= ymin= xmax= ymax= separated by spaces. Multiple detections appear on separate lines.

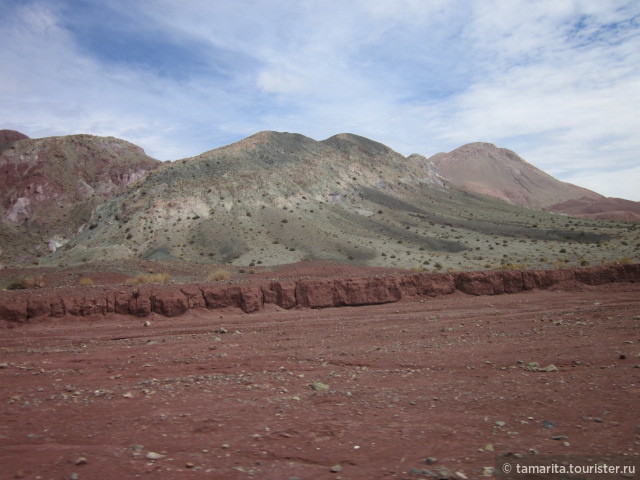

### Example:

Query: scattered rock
xmin=434 ymin=466 xmax=452 ymax=479
xmin=143 ymin=320 xmax=151 ymax=327
xmin=425 ymin=456 xmax=437 ymax=465
xmin=330 ymin=464 xmax=342 ymax=473
xmin=75 ymin=457 xmax=88 ymax=465
xmin=185 ymin=462 xmax=195 ymax=468
xmin=524 ymin=362 xmax=540 ymax=371
xmin=495 ymin=420 xmax=506 ymax=427
xmin=540 ymin=364 xmax=558 ymax=372
xmin=593 ymin=417 xmax=604 ymax=423
xmin=70 ymin=473 xmax=79 ymax=480
xmin=311 ymin=381 xmax=330 ymax=391
xmin=482 ymin=466 xmax=494 ymax=477
xmin=145 ymin=452 xmax=165 ymax=460
xmin=542 ymin=419 xmax=556 ymax=429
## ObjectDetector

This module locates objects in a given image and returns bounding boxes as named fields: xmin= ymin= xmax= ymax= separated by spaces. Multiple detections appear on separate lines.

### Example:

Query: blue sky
xmin=1 ymin=0 xmax=639 ymax=200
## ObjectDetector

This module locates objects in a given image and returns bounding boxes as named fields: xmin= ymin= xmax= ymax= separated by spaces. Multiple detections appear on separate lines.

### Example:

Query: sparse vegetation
xmin=207 ymin=269 xmax=231 ymax=282
xmin=132 ymin=272 xmax=171 ymax=284
xmin=6 ymin=275 xmax=45 ymax=290
xmin=78 ymin=277 xmax=94 ymax=286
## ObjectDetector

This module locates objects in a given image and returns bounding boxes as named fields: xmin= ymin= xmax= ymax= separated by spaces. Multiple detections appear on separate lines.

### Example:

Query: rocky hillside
xmin=429 ymin=142 xmax=602 ymax=208
xmin=547 ymin=196 xmax=640 ymax=223
xmin=39 ymin=131 xmax=637 ymax=272
xmin=0 ymin=133 xmax=160 ymax=264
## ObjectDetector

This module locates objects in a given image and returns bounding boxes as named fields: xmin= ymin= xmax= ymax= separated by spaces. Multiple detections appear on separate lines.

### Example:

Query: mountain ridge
xmin=1 ymin=129 xmax=637 ymax=272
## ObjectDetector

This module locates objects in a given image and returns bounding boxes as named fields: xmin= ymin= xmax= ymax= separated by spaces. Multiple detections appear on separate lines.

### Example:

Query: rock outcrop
xmin=1 ymin=264 xmax=638 ymax=325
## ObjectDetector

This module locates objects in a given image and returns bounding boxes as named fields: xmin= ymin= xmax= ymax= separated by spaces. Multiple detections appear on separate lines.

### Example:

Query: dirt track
xmin=1 ymin=282 xmax=639 ymax=479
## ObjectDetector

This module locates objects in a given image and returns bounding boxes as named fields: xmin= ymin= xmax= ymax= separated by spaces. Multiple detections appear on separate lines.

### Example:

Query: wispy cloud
xmin=1 ymin=0 xmax=639 ymax=199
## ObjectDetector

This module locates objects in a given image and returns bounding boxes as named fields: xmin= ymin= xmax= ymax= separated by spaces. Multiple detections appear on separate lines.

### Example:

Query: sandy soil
xmin=1 ymin=282 xmax=639 ymax=479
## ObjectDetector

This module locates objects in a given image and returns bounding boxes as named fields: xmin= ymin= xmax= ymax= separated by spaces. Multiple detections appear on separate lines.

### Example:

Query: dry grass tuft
xmin=613 ymin=256 xmax=636 ymax=265
xmin=207 ymin=269 xmax=231 ymax=282
xmin=6 ymin=275 xmax=45 ymax=290
xmin=78 ymin=277 xmax=94 ymax=286
xmin=133 ymin=272 xmax=171 ymax=284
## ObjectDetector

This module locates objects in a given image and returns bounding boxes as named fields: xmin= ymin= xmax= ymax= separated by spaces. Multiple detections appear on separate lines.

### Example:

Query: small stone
xmin=540 ymin=364 xmax=558 ymax=372
xmin=593 ymin=417 xmax=604 ymax=423
xmin=529 ymin=448 xmax=539 ymax=455
xmin=552 ymin=435 xmax=568 ymax=440
xmin=122 ymin=392 xmax=134 ymax=398
xmin=456 ymin=472 xmax=468 ymax=480
xmin=145 ymin=452 xmax=165 ymax=460
xmin=75 ymin=457 xmax=88 ymax=465
xmin=482 ymin=466 xmax=494 ymax=477
xmin=435 ymin=466 xmax=451 ymax=479
xmin=0 ymin=363 xmax=9 ymax=368
xmin=221 ymin=444 xmax=230 ymax=449
xmin=131 ymin=444 xmax=144 ymax=452
xmin=143 ymin=321 xmax=151 ymax=327
xmin=330 ymin=464 xmax=342 ymax=473
xmin=70 ymin=474 xmax=79 ymax=480
xmin=311 ymin=381 xmax=330 ymax=392
xmin=495 ymin=421 xmax=506 ymax=427
xmin=524 ymin=362 xmax=540 ymax=371
xmin=185 ymin=462 xmax=195 ymax=468
xmin=215 ymin=327 xmax=228 ymax=334
xmin=619 ymin=354 xmax=626 ymax=359
xmin=542 ymin=419 xmax=556 ymax=429
xmin=425 ymin=457 xmax=437 ymax=465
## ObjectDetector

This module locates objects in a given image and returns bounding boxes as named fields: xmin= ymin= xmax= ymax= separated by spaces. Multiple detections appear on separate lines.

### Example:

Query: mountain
xmin=0 ymin=134 xmax=161 ymax=263
xmin=0 ymin=129 xmax=29 ymax=145
xmin=25 ymin=130 xmax=631 ymax=272
xmin=547 ymin=196 xmax=640 ymax=223
xmin=429 ymin=142 xmax=602 ymax=208
xmin=1 ymin=130 xmax=636 ymax=272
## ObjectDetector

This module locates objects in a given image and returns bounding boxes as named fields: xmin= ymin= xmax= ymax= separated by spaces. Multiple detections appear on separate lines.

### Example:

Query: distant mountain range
xmin=1 ymin=129 xmax=637 ymax=270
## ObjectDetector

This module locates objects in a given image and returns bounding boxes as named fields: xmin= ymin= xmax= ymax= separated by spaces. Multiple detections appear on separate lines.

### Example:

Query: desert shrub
xmin=133 ymin=272 xmax=171 ymax=284
xmin=78 ymin=277 xmax=94 ymax=286
xmin=613 ymin=256 xmax=635 ymax=265
xmin=6 ymin=275 xmax=45 ymax=290
xmin=207 ymin=269 xmax=231 ymax=282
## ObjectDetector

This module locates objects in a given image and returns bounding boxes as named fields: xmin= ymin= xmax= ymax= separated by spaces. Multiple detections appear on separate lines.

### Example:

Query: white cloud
xmin=565 ymin=165 xmax=640 ymax=201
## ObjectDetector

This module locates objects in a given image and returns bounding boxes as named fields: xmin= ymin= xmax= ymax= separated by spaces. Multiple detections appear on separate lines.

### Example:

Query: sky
xmin=1 ymin=0 xmax=639 ymax=201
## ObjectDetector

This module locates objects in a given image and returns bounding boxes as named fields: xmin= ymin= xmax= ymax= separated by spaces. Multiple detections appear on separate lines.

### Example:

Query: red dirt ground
xmin=1 ymin=277 xmax=639 ymax=479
